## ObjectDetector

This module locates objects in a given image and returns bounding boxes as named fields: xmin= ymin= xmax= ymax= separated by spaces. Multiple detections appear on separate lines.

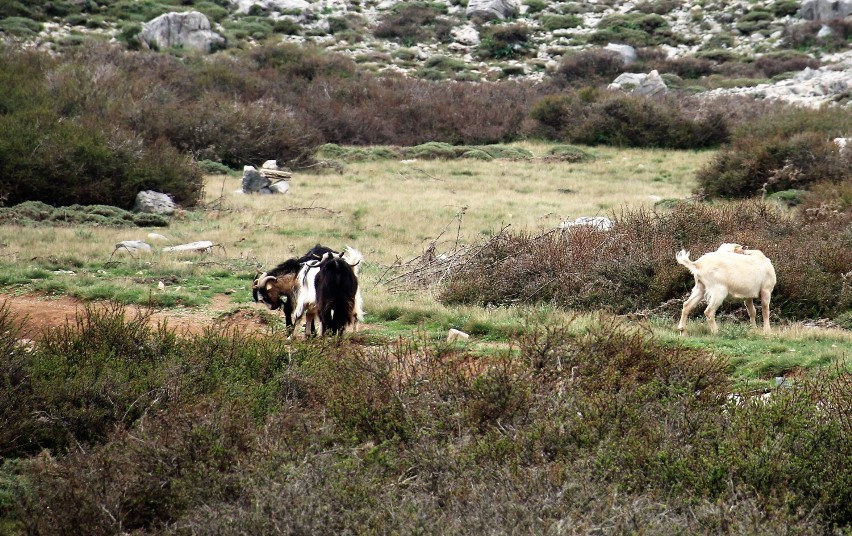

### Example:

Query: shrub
xmin=438 ymin=201 xmax=852 ymax=321
xmin=782 ymin=19 xmax=852 ymax=51
xmin=538 ymin=14 xmax=582 ymax=31
xmin=1 ymin=302 xmax=851 ymax=533
xmin=477 ymin=23 xmax=532 ymax=59
xmin=529 ymin=91 xmax=729 ymax=149
xmin=0 ymin=16 xmax=43 ymax=36
xmin=697 ymin=132 xmax=852 ymax=198
xmin=544 ymin=144 xmax=594 ymax=162
xmin=552 ymin=49 xmax=625 ymax=87
xmin=373 ymin=3 xmax=452 ymax=45
xmin=590 ymin=13 xmax=676 ymax=47
xmin=752 ymin=51 xmax=818 ymax=78
xmin=736 ymin=10 xmax=774 ymax=34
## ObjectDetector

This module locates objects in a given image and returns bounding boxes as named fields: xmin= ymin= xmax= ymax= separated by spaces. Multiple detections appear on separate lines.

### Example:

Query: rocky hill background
xmin=2 ymin=0 xmax=851 ymax=107
xmin=0 ymin=0 xmax=850 ymax=212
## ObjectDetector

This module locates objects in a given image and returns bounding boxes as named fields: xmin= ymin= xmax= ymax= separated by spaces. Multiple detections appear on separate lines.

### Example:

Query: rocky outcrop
xmin=466 ymin=0 xmax=518 ymax=21
xmin=608 ymin=70 xmax=668 ymax=97
xmin=798 ymin=0 xmax=852 ymax=20
xmin=139 ymin=11 xmax=225 ymax=53
xmin=134 ymin=191 xmax=176 ymax=215
xmin=702 ymin=66 xmax=852 ymax=108
xmin=241 ymin=165 xmax=291 ymax=194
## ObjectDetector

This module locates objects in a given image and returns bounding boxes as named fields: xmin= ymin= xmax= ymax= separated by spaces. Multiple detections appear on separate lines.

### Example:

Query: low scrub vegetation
xmin=0 ymin=304 xmax=848 ymax=533
xmin=697 ymin=107 xmax=852 ymax=199
xmin=439 ymin=201 xmax=852 ymax=323
xmin=0 ymin=201 xmax=168 ymax=227
xmin=528 ymin=90 xmax=729 ymax=148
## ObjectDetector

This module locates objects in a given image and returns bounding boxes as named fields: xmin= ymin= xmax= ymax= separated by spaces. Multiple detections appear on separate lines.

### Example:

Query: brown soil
xmin=0 ymin=293 xmax=273 ymax=339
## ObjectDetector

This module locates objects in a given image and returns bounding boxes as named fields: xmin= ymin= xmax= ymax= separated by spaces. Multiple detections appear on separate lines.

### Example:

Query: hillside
xmin=2 ymin=0 xmax=851 ymax=106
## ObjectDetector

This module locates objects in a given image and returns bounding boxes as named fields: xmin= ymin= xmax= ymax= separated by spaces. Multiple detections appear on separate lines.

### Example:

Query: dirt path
xmin=0 ymin=293 xmax=271 ymax=339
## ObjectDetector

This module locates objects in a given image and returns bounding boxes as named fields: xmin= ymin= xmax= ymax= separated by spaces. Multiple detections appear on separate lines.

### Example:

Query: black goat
xmin=314 ymin=254 xmax=360 ymax=335
xmin=252 ymin=244 xmax=338 ymax=329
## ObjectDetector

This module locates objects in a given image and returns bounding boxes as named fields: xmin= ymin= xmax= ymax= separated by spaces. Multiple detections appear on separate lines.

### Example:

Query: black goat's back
xmin=315 ymin=257 xmax=358 ymax=335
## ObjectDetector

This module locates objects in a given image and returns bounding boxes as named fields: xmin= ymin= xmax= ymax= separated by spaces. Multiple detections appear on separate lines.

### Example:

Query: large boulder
xmin=604 ymin=43 xmax=637 ymax=66
xmin=608 ymin=70 xmax=668 ymax=97
xmin=798 ymin=0 xmax=852 ymax=20
xmin=139 ymin=11 xmax=225 ymax=53
xmin=134 ymin=191 xmax=176 ymax=215
xmin=242 ymin=165 xmax=271 ymax=193
xmin=466 ymin=0 xmax=519 ymax=20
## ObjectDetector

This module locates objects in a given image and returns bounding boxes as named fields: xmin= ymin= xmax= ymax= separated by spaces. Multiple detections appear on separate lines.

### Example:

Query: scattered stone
xmin=447 ymin=328 xmax=470 ymax=342
xmin=162 ymin=241 xmax=215 ymax=253
xmin=115 ymin=240 xmax=153 ymax=254
xmin=139 ymin=11 xmax=225 ymax=53
xmin=835 ymin=137 xmax=851 ymax=155
xmin=242 ymin=165 xmax=271 ymax=193
xmin=466 ymin=0 xmax=519 ymax=20
xmin=608 ymin=70 xmax=668 ymax=96
xmin=452 ymin=25 xmax=480 ymax=46
xmin=268 ymin=181 xmax=291 ymax=194
xmin=134 ymin=191 xmax=176 ymax=215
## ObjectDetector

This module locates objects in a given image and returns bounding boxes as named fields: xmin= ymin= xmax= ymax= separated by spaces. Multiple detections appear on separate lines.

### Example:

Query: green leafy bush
xmin=539 ymin=14 xmax=582 ymax=31
xmin=697 ymin=132 xmax=852 ymax=198
xmin=552 ymin=49 xmax=625 ymax=87
xmin=477 ymin=23 xmax=532 ymax=59
xmin=373 ymin=2 xmax=452 ymax=45
xmin=2 ymin=303 xmax=850 ymax=533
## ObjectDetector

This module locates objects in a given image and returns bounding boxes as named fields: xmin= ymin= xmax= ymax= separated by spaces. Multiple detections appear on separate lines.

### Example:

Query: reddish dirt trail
xmin=0 ymin=293 xmax=272 ymax=339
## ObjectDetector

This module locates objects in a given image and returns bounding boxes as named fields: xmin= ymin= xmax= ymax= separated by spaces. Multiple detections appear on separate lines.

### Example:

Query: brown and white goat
xmin=676 ymin=244 xmax=776 ymax=335
xmin=252 ymin=244 xmax=337 ymax=331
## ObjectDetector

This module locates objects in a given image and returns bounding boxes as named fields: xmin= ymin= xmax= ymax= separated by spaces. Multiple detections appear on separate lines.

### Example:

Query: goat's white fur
xmin=292 ymin=247 xmax=365 ymax=336
xmin=676 ymin=244 xmax=776 ymax=335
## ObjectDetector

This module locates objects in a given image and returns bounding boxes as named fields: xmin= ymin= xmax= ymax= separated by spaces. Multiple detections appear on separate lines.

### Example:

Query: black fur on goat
xmin=314 ymin=254 xmax=360 ymax=335
xmin=252 ymin=244 xmax=338 ymax=328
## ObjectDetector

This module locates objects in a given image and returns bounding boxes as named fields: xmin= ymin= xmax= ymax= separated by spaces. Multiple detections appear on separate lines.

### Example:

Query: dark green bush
xmin=538 ymin=14 xmax=582 ymax=31
xmin=736 ymin=9 xmax=774 ymax=34
xmin=552 ymin=49 xmax=625 ymax=87
xmin=697 ymin=132 xmax=852 ymax=198
xmin=373 ymin=2 xmax=452 ymax=45
xmin=590 ymin=13 xmax=677 ymax=46
xmin=3 ymin=304 xmax=849 ymax=533
xmin=528 ymin=91 xmax=729 ymax=149
xmin=477 ymin=23 xmax=532 ymax=59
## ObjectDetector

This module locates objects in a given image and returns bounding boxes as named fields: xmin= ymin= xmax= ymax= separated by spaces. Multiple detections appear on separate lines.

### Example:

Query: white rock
xmin=115 ymin=240 xmax=153 ymax=253
xmin=147 ymin=233 xmax=169 ymax=241
xmin=447 ymin=328 xmax=470 ymax=342
xmin=162 ymin=241 xmax=215 ymax=253
xmin=262 ymin=159 xmax=280 ymax=170
xmin=268 ymin=181 xmax=291 ymax=194
xmin=451 ymin=25 xmax=480 ymax=46
xmin=604 ymin=43 xmax=637 ymax=65
xmin=139 ymin=11 xmax=225 ymax=53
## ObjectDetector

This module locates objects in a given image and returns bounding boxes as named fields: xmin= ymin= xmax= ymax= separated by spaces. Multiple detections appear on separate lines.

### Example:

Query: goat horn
xmin=256 ymin=275 xmax=277 ymax=288
xmin=252 ymin=272 xmax=268 ymax=289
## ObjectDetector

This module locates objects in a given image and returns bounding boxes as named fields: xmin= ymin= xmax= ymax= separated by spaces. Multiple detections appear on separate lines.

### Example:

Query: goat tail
xmin=676 ymin=250 xmax=696 ymax=272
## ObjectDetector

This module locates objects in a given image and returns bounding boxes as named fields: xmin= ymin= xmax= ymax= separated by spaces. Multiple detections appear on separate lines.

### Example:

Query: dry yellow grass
xmin=215 ymin=143 xmax=712 ymax=269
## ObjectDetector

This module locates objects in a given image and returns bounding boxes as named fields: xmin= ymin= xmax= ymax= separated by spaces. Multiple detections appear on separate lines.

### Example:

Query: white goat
xmin=676 ymin=244 xmax=776 ymax=335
